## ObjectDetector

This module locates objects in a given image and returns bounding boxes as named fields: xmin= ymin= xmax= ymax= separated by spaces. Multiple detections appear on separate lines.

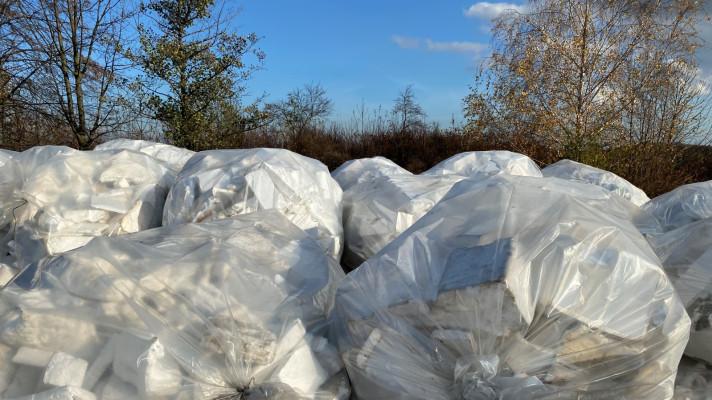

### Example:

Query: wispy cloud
xmin=464 ymin=2 xmax=526 ymax=19
xmin=391 ymin=35 xmax=421 ymax=49
xmin=392 ymin=35 xmax=487 ymax=56
xmin=425 ymin=39 xmax=487 ymax=55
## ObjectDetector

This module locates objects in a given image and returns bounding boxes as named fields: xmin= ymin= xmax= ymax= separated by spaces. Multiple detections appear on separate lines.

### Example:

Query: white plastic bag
xmin=10 ymin=149 xmax=174 ymax=267
xmin=331 ymin=157 xmax=411 ymax=191
xmin=643 ymin=181 xmax=712 ymax=231
xmin=422 ymin=151 xmax=542 ymax=178
xmin=543 ymin=159 xmax=650 ymax=206
xmin=15 ymin=145 xmax=78 ymax=180
xmin=0 ymin=150 xmax=21 ymax=231
xmin=0 ymin=150 xmax=22 ymax=268
xmin=648 ymin=218 xmax=712 ymax=364
xmin=0 ymin=210 xmax=349 ymax=399
xmin=331 ymin=175 xmax=689 ymax=399
xmin=163 ymin=148 xmax=344 ymax=260
xmin=341 ymin=173 xmax=464 ymax=269
xmin=95 ymin=139 xmax=195 ymax=173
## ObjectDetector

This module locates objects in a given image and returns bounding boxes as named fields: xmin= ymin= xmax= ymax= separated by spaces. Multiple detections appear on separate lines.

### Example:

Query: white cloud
xmin=391 ymin=35 xmax=420 ymax=49
xmin=425 ymin=39 xmax=487 ymax=55
xmin=464 ymin=2 xmax=526 ymax=19
xmin=392 ymin=35 xmax=487 ymax=56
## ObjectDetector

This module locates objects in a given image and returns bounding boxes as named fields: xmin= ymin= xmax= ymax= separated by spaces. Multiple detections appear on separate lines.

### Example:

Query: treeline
xmin=1 ymin=0 xmax=711 ymax=196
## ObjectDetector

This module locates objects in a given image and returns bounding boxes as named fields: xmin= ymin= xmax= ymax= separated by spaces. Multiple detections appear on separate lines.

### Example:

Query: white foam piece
xmin=12 ymin=347 xmax=53 ymax=368
xmin=43 ymin=352 xmax=88 ymax=388
xmin=271 ymin=341 xmax=328 ymax=395
xmin=0 ymin=308 xmax=102 ymax=360
xmin=112 ymin=333 xmax=182 ymax=398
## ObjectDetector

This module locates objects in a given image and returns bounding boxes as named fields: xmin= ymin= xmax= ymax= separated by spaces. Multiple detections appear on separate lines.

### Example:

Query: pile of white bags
xmin=95 ymin=139 xmax=195 ymax=173
xmin=542 ymin=159 xmax=650 ymax=206
xmin=10 ymin=149 xmax=174 ymax=268
xmin=422 ymin=150 xmax=542 ymax=178
xmin=648 ymin=218 xmax=712 ymax=364
xmin=643 ymin=181 xmax=712 ymax=231
xmin=331 ymin=175 xmax=689 ymax=399
xmin=163 ymin=148 xmax=344 ymax=260
xmin=331 ymin=156 xmax=412 ymax=191
xmin=0 ymin=211 xmax=349 ymax=400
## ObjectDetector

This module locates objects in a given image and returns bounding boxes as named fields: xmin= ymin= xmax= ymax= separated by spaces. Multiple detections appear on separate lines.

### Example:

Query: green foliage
xmin=130 ymin=0 xmax=265 ymax=150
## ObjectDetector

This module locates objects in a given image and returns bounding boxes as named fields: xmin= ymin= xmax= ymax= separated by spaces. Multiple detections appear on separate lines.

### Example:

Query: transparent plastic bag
xmin=341 ymin=173 xmax=464 ymax=269
xmin=10 ymin=149 xmax=174 ymax=268
xmin=0 ymin=150 xmax=22 ymax=269
xmin=95 ymin=139 xmax=195 ymax=173
xmin=674 ymin=357 xmax=712 ymax=400
xmin=0 ymin=210 xmax=349 ymax=400
xmin=543 ymin=159 xmax=650 ymax=206
xmin=331 ymin=157 xmax=412 ymax=191
xmin=163 ymin=148 xmax=344 ymax=260
xmin=422 ymin=151 xmax=542 ymax=178
xmin=648 ymin=218 xmax=712 ymax=364
xmin=15 ymin=145 xmax=78 ymax=180
xmin=643 ymin=181 xmax=712 ymax=231
xmin=331 ymin=175 xmax=689 ymax=399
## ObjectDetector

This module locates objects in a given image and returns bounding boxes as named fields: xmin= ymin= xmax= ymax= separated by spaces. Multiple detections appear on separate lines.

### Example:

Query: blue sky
xmin=236 ymin=1 xmax=526 ymax=125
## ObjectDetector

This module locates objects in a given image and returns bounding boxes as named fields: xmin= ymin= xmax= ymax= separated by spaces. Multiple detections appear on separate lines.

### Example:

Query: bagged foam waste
xmin=643 ymin=180 xmax=712 ymax=231
xmin=342 ymin=172 xmax=661 ymax=270
xmin=341 ymin=173 xmax=464 ymax=269
xmin=331 ymin=175 xmax=689 ymax=399
xmin=163 ymin=148 xmax=344 ymax=260
xmin=673 ymin=357 xmax=712 ymax=400
xmin=15 ymin=145 xmax=78 ymax=176
xmin=542 ymin=159 xmax=650 ymax=206
xmin=331 ymin=157 xmax=412 ymax=191
xmin=648 ymin=218 xmax=712 ymax=364
xmin=9 ymin=149 xmax=174 ymax=268
xmin=95 ymin=139 xmax=195 ymax=173
xmin=1 ymin=151 xmax=22 ymax=266
xmin=0 ymin=210 xmax=349 ymax=400
xmin=422 ymin=150 xmax=542 ymax=178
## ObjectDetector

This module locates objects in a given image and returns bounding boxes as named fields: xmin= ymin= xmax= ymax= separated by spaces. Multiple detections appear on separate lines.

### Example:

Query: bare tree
xmin=270 ymin=83 xmax=332 ymax=136
xmin=392 ymin=85 xmax=425 ymax=132
xmin=15 ymin=0 xmax=133 ymax=149
xmin=465 ymin=0 xmax=708 ymax=162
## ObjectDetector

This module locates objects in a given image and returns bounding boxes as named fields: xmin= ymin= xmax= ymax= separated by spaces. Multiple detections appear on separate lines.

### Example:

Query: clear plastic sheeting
xmin=674 ymin=357 xmax=712 ymax=400
xmin=422 ymin=150 xmax=543 ymax=178
xmin=643 ymin=181 xmax=712 ymax=231
xmin=1 ymin=146 xmax=80 ymax=270
xmin=15 ymin=145 xmax=78 ymax=180
xmin=331 ymin=157 xmax=412 ymax=191
xmin=95 ymin=139 xmax=195 ymax=173
xmin=648 ymin=218 xmax=712 ymax=364
xmin=341 ymin=174 xmax=464 ymax=269
xmin=331 ymin=175 xmax=689 ymax=400
xmin=0 ymin=151 xmax=21 ymax=269
xmin=542 ymin=159 xmax=650 ymax=206
xmin=0 ymin=211 xmax=349 ymax=400
xmin=163 ymin=148 xmax=344 ymax=260
xmin=10 ymin=149 xmax=174 ymax=268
